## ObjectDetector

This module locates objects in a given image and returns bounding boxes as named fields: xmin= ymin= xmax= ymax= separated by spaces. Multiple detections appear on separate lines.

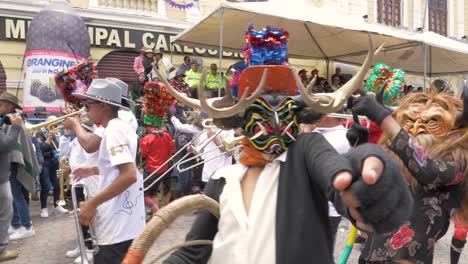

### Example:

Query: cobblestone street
xmin=6 ymin=200 xmax=467 ymax=264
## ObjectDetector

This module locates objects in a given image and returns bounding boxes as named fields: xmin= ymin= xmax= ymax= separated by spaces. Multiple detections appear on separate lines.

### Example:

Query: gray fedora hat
xmin=105 ymin=78 xmax=135 ymax=105
xmin=0 ymin=92 xmax=22 ymax=110
xmin=72 ymin=79 xmax=130 ymax=111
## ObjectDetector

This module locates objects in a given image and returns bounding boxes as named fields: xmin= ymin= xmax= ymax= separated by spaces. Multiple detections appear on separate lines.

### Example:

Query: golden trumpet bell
xmin=27 ymin=109 xmax=88 ymax=135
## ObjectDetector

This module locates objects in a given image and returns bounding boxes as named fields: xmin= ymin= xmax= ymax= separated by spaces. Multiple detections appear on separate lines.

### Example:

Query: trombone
xmin=142 ymin=129 xmax=214 ymax=192
xmin=71 ymin=182 xmax=98 ymax=264
xmin=56 ymin=156 xmax=69 ymax=206
xmin=176 ymin=130 xmax=264 ymax=173
xmin=27 ymin=109 xmax=89 ymax=135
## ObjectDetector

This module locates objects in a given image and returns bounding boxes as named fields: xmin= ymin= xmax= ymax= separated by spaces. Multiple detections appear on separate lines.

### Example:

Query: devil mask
xmin=243 ymin=94 xmax=301 ymax=154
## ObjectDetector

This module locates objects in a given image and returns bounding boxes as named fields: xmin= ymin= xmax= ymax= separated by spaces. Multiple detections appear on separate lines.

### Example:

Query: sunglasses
xmin=82 ymin=101 xmax=100 ymax=110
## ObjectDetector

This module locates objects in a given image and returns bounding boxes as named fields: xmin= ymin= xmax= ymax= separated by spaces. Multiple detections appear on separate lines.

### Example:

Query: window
xmin=428 ymin=0 xmax=447 ymax=36
xmin=377 ymin=0 xmax=401 ymax=27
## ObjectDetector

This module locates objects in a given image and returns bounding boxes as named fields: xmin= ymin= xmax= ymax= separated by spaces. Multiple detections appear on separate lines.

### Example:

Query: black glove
xmin=351 ymin=94 xmax=392 ymax=126
xmin=344 ymin=144 xmax=413 ymax=234
xmin=346 ymin=112 xmax=369 ymax=147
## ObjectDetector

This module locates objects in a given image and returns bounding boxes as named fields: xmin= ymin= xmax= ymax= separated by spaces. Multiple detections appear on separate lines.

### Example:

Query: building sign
xmin=0 ymin=16 xmax=243 ymax=59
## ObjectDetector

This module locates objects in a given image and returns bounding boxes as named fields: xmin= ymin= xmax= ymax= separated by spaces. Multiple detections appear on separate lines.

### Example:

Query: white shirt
xmin=170 ymin=116 xmax=204 ymax=146
xmin=200 ymin=129 xmax=234 ymax=183
xmin=95 ymin=118 xmax=145 ymax=245
xmin=60 ymin=136 xmax=100 ymax=198
xmin=314 ymin=125 xmax=350 ymax=217
xmin=209 ymin=152 xmax=287 ymax=264
xmin=118 ymin=110 xmax=138 ymax=133
xmin=93 ymin=110 xmax=138 ymax=138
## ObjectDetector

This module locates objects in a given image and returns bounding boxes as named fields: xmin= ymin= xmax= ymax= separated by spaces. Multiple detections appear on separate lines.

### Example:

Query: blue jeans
xmin=39 ymin=162 xmax=59 ymax=209
xmin=10 ymin=163 xmax=31 ymax=229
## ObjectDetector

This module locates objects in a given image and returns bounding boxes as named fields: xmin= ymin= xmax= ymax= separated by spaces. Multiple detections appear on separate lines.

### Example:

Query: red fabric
xmin=140 ymin=131 xmax=175 ymax=173
xmin=341 ymin=120 xmax=383 ymax=144
xmin=454 ymin=216 xmax=468 ymax=241
xmin=239 ymin=137 xmax=275 ymax=166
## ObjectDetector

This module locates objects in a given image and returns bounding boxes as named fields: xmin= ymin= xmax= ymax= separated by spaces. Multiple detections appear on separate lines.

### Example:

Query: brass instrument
xmin=71 ymin=183 xmax=99 ymax=264
xmin=176 ymin=131 xmax=264 ymax=173
xmin=57 ymin=156 xmax=69 ymax=206
xmin=27 ymin=109 xmax=89 ymax=135
xmin=142 ymin=129 xmax=215 ymax=192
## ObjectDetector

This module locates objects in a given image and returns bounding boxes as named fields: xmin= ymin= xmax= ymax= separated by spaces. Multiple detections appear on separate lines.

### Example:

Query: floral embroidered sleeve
xmin=388 ymin=130 xmax=464 ymax=186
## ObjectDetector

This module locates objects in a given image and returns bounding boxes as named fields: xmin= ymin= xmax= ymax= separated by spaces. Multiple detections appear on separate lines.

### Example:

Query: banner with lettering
xmin=22 ymin=50 xmax=86 ymax=112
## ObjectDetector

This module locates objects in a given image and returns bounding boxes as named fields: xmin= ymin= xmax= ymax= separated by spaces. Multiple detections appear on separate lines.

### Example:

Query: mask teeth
xmin=255 ymin=121 xmax=269 ymax=135
xmin=285 ymin=131 xmax=296 ymax=141
xmin=281 ymin=121 xmax=295 ymax=136
xmin=250 ymin=130 xmax=264 ymax=140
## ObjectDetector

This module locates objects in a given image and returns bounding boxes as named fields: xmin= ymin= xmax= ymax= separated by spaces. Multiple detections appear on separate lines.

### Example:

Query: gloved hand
xmin=346 ymin=112 xmax=369 ymax=147
xmin=351 ymin=93 xmax=392 ymax=126
xmin=339 ymin=144 xmax=413 ymax=234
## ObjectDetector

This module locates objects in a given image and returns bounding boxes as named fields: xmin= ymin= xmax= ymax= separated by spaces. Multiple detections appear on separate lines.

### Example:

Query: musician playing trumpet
xmin=36 ymin=115 xmax=68 ymax=218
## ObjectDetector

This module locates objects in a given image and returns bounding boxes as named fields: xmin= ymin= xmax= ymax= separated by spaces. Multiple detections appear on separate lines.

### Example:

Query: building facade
xmin=0 ymin=0 xmax=246 ymax=101
xmin=0 ymin=0 xmax=467 ymax=101
xmin=309 ymin=0 xmax=468 ymax=93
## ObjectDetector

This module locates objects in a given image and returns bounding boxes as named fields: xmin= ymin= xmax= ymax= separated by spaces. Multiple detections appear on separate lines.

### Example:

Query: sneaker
xmin=54 ymin=205 xmax=68 ymax=214
xmin=40 ymin=208 xmax=48 ymax=218
xmin=7 ymin=226 xmax=15 ymax=235
xmin=73 ymin=250 xmax=93 ymax=264
xmin=66 ymin=247 xmax=80 ymax=258
xmin=9 ymin=227 xmax=35 ymax=241
xmin=0 ymin=250 xmax=18 ymax=262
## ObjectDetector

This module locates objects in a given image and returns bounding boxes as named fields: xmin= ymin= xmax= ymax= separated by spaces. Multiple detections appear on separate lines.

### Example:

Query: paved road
xmin=6 ymin=200 xmax=467 ymax=263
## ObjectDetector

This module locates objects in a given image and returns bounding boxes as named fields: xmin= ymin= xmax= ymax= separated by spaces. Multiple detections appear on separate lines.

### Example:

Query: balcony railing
xmin=94 ymin=0 xmax=164 ymax=15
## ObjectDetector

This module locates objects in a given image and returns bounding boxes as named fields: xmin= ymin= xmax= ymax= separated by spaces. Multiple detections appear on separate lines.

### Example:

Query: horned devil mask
xmin=155 ymin=36 xmax=381 ymax=154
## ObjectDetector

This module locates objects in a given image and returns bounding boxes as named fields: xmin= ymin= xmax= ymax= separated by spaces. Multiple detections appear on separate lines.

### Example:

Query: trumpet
xmin=71 ymin=183 xmax=99 ymax=264
xmin=27 ymin=109 xmax=89 ymax=135
xmin=56 ymin=156 xmax=69 ymax=207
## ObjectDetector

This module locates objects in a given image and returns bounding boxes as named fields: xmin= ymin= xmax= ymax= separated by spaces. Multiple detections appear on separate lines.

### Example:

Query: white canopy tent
xmin=172 ymin=2 xmax=468 ymax=77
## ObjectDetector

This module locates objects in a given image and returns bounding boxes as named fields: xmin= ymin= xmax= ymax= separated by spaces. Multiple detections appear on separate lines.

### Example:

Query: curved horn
xmin=198 ymin=69 xmax=268 ymax=119
xmin=305 ymin=75 xmax=318 ymax=94
xmin=297 ymin=35 xmax=383 ymax=113
xmin=152 ymin=64 xmax=201 ymax=109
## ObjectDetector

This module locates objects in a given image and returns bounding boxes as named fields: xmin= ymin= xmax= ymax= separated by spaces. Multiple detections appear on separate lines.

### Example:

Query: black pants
xmin=329 ymin=216 xmax=341 ymax=263
xmin=94 ymin=239 xmax=133 ymax=264
xmin=75 ymin=186 xmax=93 ymax=249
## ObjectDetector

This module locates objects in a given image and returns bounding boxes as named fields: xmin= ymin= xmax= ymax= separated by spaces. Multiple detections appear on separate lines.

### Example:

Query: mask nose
xmin=411 ymin=119 xmax=426 ymax=135
xmin=273 ymin=111 xmax=280 ymax=135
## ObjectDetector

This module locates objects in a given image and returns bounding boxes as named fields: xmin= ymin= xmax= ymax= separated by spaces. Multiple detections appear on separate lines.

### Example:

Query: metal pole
xmin=218 ymin=8 xmax=224 ymax=97
xmin=326 ymin=59 xmax=330 ymax=82
xmin=423 ymin=43 xmax=427 ymax=91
